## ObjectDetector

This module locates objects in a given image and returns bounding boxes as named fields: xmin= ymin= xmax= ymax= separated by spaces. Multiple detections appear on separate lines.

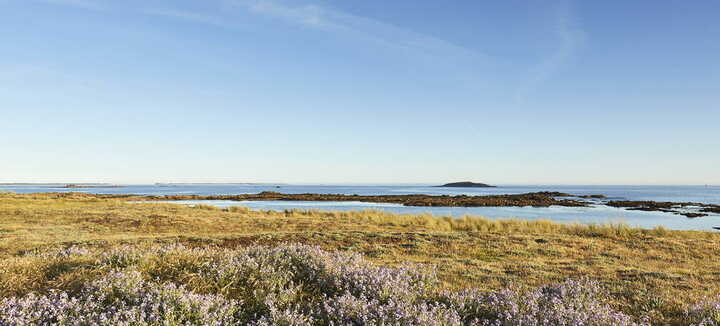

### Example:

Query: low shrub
xmin=441 ymin=279 xmax=641 ymax=325
xmin=3 ymin=244 xmax=708 ymax=325
xmin=0 ymin=271 xmax=241 ymax=325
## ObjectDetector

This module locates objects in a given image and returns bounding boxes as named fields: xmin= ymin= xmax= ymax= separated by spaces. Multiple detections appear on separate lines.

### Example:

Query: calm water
xmin=3 ymin=184 xmax=720 ymax=231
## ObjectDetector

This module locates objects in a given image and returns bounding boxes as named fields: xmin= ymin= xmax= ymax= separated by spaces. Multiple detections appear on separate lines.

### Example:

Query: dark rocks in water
xmin=607 ymin=201 xmax=678 ymax=210
xmin=608 ymin=200 xmax=720 ymax=218
xmin=682 ymin=213 xmax=708 ymax=218
xmin=141 ymin=191 xmax=588 ymax=208
xmin=714 ymin=227 xmax=720 ymax=231
xmin=437 ymin=181 xmax=495 ymax=188
xmin=528 ymin=191 xmax=575 ymax=197
xmin=701 ymin=207 xmax=720 ymax=214
xmin=258 ymin=191 xmax=283 ymax=196
xmin=578 ymin=194 xmax=607 ymax=199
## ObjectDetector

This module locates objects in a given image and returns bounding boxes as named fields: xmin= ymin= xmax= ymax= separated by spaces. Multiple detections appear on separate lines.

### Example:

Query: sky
xmin=1 ymin=0 xmax=718 ymax=185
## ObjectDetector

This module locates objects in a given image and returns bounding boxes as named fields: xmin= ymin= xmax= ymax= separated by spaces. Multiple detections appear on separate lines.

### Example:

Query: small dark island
xmin=436 ymin=181 xmax=495 ymax=188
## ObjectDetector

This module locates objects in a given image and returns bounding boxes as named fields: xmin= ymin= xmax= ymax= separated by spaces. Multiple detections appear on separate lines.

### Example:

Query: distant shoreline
xmin=155 ymin=183 xmax=288 ymax=185
xmin=62 ymin=184 xmax=125 ymax=189
xmin=1 ymin=183 xmax=718 ymax=188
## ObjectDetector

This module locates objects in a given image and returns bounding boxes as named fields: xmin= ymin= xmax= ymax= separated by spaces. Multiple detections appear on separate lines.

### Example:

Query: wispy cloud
xmin=516 ymin=1 xmax=585 ymax=101
xmin=224 ymin=0 xmax=488 ymax=63
xmin=38 ymin=0 xmax=104 ymax=10
xmin=240 ymin=1 xmax=331 ymax=28
xmin=36 ymin=0 xmax=492 ymax=73
xmin=144 ymin=9 xmax=245 ymax=29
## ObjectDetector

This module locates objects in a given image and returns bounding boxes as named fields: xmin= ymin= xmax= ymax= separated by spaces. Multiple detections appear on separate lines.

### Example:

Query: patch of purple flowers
xmin=0 ymin=271 xmax=241 ymax=325
xmin=1 ymin=244 xmax=655 ymax=325
xmin=321 ymin=293 xmax=462 ymax=325
xmin=442 ymin=279 xmax=642 ymax=325
xmin=686 ymin=296 xmax=720 ymax=326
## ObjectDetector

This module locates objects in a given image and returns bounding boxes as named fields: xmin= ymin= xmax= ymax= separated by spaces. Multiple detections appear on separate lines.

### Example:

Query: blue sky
xmin=1 ymin=0 xmax=718 ymax=185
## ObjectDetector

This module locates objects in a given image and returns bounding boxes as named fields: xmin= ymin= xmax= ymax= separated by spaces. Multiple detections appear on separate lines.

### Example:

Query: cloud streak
xmin=223 ymin=0 xmax=488 ymax=63
xmin=36 ymin=0 xmax=489 ymax=67
xmin=516 ymin=1 xmax=585 ymax=101
xmin=241 ymin=1 xmax=331 ymax=28
xmin=143 ymin=9 xmax=246 ymax=29
xmin=38 ymin=0 xmax=104 ymax=10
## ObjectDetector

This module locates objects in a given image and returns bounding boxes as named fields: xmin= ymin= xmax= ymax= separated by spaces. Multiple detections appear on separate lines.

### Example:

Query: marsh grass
xmin=191 ymin=203 xmax=220 ymax=210
xmin=1 ymin=193 xmax=719 ymax=325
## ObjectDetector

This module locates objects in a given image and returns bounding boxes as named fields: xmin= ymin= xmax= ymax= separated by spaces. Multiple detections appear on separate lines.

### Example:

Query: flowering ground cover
xmin=0 ymin=244 xmax=653 ymax=325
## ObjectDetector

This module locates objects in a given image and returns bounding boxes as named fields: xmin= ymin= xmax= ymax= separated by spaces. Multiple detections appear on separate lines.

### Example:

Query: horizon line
xmin=0 ymin=182 xmax=717 ymax=187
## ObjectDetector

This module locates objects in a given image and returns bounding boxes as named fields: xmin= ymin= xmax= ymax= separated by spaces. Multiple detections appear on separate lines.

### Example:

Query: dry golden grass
xmin=1 ymin=192 xmax=719 ymax=324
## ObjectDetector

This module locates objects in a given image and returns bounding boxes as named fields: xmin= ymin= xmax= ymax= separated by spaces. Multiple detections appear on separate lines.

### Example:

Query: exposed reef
xmin=701 ymin=207 xmax=720 ymax=214
xmin=578 ymin=194 xmax=608 ymax=199
xmin=607 ymin=200 xmax=720 ymax=218
xmin=141 ymin=191 xmax=587 ymax=208
xmin=436 ymin=182 xmax=495 ymax=188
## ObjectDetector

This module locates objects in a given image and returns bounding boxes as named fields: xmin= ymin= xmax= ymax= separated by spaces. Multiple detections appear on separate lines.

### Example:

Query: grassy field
xmin=1 ymin=192 xmax=719 ymax=324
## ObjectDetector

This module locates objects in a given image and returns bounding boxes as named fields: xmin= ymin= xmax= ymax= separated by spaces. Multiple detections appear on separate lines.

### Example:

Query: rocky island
xmin=437 ymin=181 xmax=495 ymax=188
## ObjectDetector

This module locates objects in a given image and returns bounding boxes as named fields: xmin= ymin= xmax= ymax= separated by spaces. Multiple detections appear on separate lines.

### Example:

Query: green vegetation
xmin=1 ymin=192 xmax=719 ymax=325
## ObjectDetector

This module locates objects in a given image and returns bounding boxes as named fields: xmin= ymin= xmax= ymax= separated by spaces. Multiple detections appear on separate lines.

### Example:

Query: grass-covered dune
xmin=1 ymin=192 xmax=719 ymax=325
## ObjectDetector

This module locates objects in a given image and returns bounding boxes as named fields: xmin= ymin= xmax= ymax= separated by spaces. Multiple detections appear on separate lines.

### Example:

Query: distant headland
xmin=62 ymin=184 xmax=124 ymax=189
xmin=436 ymin=181 xmax=495 ymax=188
